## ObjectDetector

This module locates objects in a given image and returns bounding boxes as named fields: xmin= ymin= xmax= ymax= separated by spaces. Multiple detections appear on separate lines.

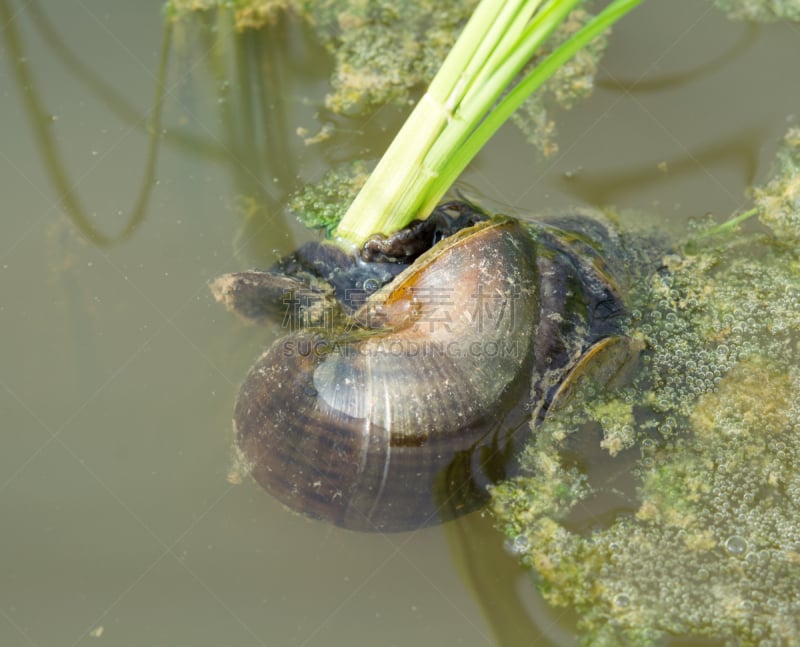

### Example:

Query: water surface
xmin=1 ymin=1 xmax=799 ymax=645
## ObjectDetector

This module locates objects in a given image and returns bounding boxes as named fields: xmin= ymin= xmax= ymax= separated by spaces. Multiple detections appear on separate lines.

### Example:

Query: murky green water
xmin=1 ymin=2 xmax=799 ymax=646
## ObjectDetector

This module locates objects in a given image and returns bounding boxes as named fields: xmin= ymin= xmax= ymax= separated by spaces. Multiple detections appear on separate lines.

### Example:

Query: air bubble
xmin=725 ymin=535 xmax=748 ymax=555
xmin=614 ymin=593 xmax=630 ymax=608
xmin=504 ymin=534 xmax=531 ymax=556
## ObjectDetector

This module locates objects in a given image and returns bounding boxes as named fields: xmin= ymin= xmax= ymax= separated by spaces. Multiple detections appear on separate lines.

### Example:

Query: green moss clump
xmin=492 ymin=451 xmax=591 ymax=538
xmin=492 ymin=128 xmax=800 ymax=645
xmin=755 ymin=128 xmax=800 ymax=246
xmin=287 ymin=160 xmax=370 ymax=234
xmin=590 ymin=397 xmax=636 ymax=456
xmin=298 ymin=0 xmax=477 ymax=115
xmin=165 ymin=0 xmax=290 ymax=27
xmin=713 ymin=0 xmax=800 ymax=22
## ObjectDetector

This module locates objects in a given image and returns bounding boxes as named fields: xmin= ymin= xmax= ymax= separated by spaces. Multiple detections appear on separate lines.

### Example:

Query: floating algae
xmin=713 ymin=0 xmax=800 ymax=22
xmin=165 ymin=0 xmax=477 ymax=113
xmin=287 ymin=160 xmax=370 ymax=234
xmin=491 ymin=131 xmax=800 ymax=645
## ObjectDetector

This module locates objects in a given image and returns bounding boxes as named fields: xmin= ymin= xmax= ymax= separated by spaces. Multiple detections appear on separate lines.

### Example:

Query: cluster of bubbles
xmin=638 ymin=238 xmax=800 ymax=423
xmin=492 ymin=130 xmax=800 ymax=644
xmin=590 ymin=358 xmax=800 ymax=645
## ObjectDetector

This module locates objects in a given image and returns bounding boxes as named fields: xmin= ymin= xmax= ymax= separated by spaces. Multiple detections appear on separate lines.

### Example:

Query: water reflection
xmin=1 ymin=0 xmax=168 ymax=245
xmin=596 ymin=21 xmax=758 ymax=93
xmin=442 ymin=509 xmax=552 ymax=647
xmin=560 ymin=125 xmax=766 ymax=206
xmin=1 ymin=0 xmax=300 ymax=256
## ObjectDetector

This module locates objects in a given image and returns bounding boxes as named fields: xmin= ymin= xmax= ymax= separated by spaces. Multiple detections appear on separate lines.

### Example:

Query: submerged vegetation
xmin=491 ymin=129 xmax=800 ymax=645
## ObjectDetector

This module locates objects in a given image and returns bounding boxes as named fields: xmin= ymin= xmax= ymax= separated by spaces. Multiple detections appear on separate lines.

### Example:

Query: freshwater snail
xmin=211 ymin=201 xmax=633 ymax=532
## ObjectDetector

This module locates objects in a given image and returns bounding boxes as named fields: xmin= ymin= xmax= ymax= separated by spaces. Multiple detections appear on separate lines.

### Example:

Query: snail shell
xmin=234 ymin=217 xmax=541 ymax=531
xmin=223 ymin=208 xmax=628 ymax=532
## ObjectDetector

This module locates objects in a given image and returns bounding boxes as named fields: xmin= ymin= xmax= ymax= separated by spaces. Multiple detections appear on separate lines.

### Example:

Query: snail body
xmin=213 ymin=203 xmax=630 ymax=532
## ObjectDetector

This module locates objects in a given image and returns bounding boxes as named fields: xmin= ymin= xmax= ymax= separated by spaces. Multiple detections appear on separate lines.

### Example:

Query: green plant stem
xmin=414 ymin=0 xmax=586 ymax=218
xmin=333 ymin=0 xmax=644 ymax=249
xmin=695 ymin=207 xmax=760 ymax=239
xmin=332 ymin=0 xmax=517 ymax=249
xmin=424 ymin=0 xmax=644 ymax=217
